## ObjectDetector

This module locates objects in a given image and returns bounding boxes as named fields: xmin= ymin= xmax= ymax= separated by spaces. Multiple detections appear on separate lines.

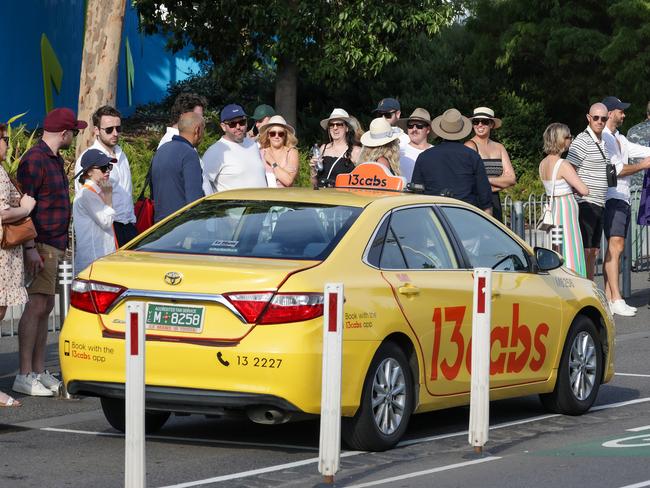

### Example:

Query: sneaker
xmin=13 ymin=373 xmax=54 ymax=397
xmin=610 ymin=300 xmax=636 ymax=317
xmin=36 ymin=371 xmax=62 ymax=393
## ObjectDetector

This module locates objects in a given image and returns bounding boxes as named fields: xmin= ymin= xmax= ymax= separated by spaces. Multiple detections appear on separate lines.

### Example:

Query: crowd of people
xmin=2 ymin=91 xmax=650 ymax=406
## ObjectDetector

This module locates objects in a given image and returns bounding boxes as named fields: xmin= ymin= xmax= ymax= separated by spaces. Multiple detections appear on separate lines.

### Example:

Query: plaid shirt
xmin=17 ymin=139 xmax=71 ymax=250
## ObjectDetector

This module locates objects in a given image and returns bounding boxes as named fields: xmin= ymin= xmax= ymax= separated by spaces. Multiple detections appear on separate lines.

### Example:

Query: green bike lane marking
xmin=534 ymin=426 xmax=650 ymax=457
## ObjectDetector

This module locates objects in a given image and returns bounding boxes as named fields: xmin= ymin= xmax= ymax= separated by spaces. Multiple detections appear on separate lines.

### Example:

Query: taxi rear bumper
xmin=67 ymin=380 xmax=301 ymax=415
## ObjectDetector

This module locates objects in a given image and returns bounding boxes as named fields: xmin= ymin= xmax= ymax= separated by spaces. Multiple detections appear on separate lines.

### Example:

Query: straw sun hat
xmin=469 ymin=106 xmax=502 ymax=129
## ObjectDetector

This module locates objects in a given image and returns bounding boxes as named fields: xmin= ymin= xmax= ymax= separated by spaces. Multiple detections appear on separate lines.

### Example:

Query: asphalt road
xmin=1 ymin=273 xmax=649 ymax=488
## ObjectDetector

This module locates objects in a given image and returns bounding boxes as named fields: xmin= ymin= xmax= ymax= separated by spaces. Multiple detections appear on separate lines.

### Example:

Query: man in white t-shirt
xmin=202 ymin=104 xmax=267 ymax=194
xmin=397 ymin=108 xmax=433 ymax=182
xmin=74 ymin=106 xmax=136 ymax=246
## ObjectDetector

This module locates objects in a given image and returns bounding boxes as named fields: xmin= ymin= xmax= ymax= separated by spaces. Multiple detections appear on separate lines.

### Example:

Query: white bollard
xmin=125 ymin=302 xmax=146 ymax=488
xmin=318 ymin=283 xmax=344 ymax=483
xmin=469 ymin=268 xmax=492 ymax=453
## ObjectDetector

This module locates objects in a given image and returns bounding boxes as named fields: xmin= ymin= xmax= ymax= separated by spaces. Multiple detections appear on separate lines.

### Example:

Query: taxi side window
xmin=440 ymin=206 xmax=529 ymax=272
xmin=368 ymin=207 xmax=457 ymax=270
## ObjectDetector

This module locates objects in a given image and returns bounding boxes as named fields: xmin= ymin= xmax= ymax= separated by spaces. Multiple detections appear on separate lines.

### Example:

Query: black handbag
xmin=587 ymin=131 xmax=617 ymax=188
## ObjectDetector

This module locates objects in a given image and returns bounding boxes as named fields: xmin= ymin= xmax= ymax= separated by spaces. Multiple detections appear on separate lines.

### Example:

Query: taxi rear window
xmin=131 ymin=200 xmax=362 ymax=260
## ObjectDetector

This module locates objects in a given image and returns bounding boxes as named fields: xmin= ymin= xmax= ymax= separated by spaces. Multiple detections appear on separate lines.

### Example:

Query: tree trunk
xmin=76 ymin=0 xmax=126 ymax=158
xmin=275 ymin=57 xmax=297 ymax=129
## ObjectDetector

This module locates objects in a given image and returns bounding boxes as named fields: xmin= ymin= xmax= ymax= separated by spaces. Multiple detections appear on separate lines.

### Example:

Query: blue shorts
xmin=604 ymin=199 xmax=631 ymax=239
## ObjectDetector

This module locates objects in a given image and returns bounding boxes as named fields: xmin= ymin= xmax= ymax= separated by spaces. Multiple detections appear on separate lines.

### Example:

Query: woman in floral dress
xmin=0 ymin=123 xmax=36 ymax=407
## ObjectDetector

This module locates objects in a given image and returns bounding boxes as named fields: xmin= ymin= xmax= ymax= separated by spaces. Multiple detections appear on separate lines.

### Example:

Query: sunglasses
xmin=96 ymin=164 xmax=113 ymax=173
xmin=225 ymin=118 xmax=247 ymax=128
xmin=379 ymin=111 xmax=397 ymax=118
xmin=565 ymin=135 xmax=574 ymax=140
xmin=268 ymin=130 xmax=286 ymax=138
xmin=589 ymin=115 xmax=608 ymax=122
xmin=101 ymin=125 xmax=121 ymax=135
xmin=1 ymin=136 xmax=9 ymax=145
xmin=407 ymin=123 xmax=428 ymax=130
xmin=472 ymin=119 xmax=493 ymax=126
xmin=328 ymin=122 xmax=346 ymax=128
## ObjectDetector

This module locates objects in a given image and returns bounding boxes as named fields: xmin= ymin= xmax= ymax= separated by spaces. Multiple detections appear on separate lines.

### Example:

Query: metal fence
xmin=503 ymin=187 xmax=650 ymax=276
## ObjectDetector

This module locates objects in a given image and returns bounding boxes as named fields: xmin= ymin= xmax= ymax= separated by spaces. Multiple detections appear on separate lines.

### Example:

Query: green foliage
xmin=2 ymin=114 xmax=38 ymax=177
xmin=134 ymin=0 xmax=461 ymax=91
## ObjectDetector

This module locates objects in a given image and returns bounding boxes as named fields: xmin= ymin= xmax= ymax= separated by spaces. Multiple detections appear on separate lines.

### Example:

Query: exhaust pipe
xmin=246 ymin=406 xmax=291 ymax=425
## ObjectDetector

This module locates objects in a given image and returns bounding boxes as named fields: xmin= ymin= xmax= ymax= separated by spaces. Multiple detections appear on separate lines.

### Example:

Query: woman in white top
xmin=258 ymin=115 xmax=300 ymax=187
xmin=73 ymin=149 xmax=117 ymax=275
xmin=539 ymin=123 xmax=589 ymax=277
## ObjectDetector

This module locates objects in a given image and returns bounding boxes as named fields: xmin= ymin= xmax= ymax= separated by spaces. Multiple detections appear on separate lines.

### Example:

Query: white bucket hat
xmin=470 ymin=106 xmax=502 ymax=129
xmin=259 ymin=115 xmax=295 ymax=136
xmin=360 ymin=117 xmax=400 ymax=147
xmin=320 ymin=108 xmax=352 ymax=130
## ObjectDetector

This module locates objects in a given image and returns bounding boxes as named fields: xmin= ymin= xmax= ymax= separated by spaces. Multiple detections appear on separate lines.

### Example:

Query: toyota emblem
xmin=164 ymin=271 xmax=183 ymax=286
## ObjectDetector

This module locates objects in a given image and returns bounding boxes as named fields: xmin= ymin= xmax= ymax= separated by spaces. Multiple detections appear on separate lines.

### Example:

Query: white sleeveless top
xmin=542 ymin=159 xmax=573 ymax=196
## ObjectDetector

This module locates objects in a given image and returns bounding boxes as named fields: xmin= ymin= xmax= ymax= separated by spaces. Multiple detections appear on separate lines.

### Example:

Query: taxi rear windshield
xmin=131 ymin=200 xmax=362 ymax=260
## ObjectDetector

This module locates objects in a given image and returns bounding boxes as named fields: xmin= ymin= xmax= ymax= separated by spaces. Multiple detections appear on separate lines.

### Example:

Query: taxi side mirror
xmin=534 ymin=247 xmax=563 ymax=272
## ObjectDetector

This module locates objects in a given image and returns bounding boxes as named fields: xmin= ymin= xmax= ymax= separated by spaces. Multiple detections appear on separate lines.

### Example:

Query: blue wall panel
xmin=0 ymin=1 xmax=199 ymax=127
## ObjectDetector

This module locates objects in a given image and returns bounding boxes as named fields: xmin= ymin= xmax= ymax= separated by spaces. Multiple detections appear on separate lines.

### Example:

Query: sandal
xmin=0 ymin=392 xmax=22 ymax=407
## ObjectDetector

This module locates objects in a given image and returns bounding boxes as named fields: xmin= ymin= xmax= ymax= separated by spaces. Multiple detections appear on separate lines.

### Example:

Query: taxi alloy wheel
xmin=540 ymin=316 xmax=603 ymax=415
xmin=100 ymin=397 xmax=171 ymax=434
xmin=343 ymin=342 xmax=414 ymax=451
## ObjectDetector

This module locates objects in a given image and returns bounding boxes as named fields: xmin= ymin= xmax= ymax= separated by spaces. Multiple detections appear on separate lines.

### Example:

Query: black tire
xmin=540 ymin=316 xmax=603 ymax=415
xmin=100 ymin=397 xmax=171 ymax=434
xmin=342 ymin=342 xmax=414 ymax=451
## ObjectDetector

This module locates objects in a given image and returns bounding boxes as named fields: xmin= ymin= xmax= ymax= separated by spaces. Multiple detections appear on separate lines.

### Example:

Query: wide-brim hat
xmin=360 ymin=117 xmax=400 ymax=147
xmin=470 ymin=106 xmax=502 ymax=129
xmin=259 ymin=115 xmax=295 ymax=136
xmin=397 ymin=108 xmax=432 ymax=131
xmin=320 ymin=108 xmax=352 ymax=130
xmin=431 ymin=108 xmax=473 ymax=140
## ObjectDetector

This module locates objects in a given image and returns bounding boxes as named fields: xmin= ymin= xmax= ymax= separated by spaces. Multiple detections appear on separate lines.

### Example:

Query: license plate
xmin=145 ymin=302 xmax=204 ymax=333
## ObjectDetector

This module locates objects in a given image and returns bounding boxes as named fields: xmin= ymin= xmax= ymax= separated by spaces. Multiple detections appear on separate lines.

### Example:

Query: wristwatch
xmin=272 ymin=162 xmax=278 ymax=168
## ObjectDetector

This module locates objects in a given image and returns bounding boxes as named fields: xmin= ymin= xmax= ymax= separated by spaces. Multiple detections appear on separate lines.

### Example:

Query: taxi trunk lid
xmin=82 ymin=251 xmax=318 ymax=342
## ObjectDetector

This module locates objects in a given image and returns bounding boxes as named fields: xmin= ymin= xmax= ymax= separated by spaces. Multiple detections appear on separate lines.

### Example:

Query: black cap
xmin=75 ymin=149 xmax=116 ymax=179
xmin=372 ymin=97 xmax=401 ymax=114
xmin=602 ymin=96 xmax=630 ymax=111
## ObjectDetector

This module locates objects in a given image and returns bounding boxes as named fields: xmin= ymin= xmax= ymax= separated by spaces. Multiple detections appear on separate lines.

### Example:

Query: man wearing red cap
xmin=14 ymin=107 xmax=87 ymax=397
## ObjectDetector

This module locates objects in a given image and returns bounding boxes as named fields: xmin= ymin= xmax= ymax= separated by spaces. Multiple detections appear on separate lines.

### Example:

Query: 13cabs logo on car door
xmin=378 ymin=204 xmax=562 ymax=396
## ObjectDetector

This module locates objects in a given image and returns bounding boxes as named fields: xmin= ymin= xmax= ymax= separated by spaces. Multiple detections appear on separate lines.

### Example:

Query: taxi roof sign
xmin=334 ymin=162 xmax=406 ymax=191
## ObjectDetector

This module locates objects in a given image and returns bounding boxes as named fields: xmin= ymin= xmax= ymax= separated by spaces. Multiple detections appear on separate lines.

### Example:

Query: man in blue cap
xmin=372 ymin=97 xmax=409 ymax=144
xmin=203 ymin=104 xmax=267 ymax=193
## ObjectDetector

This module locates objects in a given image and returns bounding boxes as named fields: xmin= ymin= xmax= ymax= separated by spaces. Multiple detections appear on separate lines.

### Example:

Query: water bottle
xmin=311 ymin=144 xmax=323 ymax=172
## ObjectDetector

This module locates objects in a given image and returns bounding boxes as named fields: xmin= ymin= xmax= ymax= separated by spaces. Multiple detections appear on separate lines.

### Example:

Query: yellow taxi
xmin=60 ymin=163 xmax=615 ymax=451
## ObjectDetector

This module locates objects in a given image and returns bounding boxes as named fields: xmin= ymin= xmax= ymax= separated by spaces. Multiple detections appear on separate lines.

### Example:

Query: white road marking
xmin=617 ymin=481 xmax=650 ymax=488
xmin=627 ymin=425 xmax=650 ymax=432
xmin=616 ymin=373 xmax=650 ymax=378
xmin=157 ymin=451 xmax=363 ymax=488
xmin=344 ymin=457 xmax=502 ymax=488
xmin=591 ymin=397 xmax=650 ymax=412
xmin=38 ymin=395 xmax=650 ymax=487
xmin=41 ymin=427 xmax=318 ymax=451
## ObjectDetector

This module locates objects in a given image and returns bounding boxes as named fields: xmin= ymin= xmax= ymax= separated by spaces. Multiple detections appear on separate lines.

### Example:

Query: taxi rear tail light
xmin=259 ymin=293 xmax=325 ymax=325
xmin=70 ymin=279 xmax=125 ymax=314
xmin=225 ymin=292 xmax=324 ymax=324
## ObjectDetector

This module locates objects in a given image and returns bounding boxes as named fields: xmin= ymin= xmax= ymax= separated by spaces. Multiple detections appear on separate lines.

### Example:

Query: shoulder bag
xmin=537 ymin=158 xmax=563 ymax=232
xmin=1 ymin=178 xmax=38 ymax=249
xmin=587 ymin=130 xmax=617 ymax=187
xmin=134 ymin=159 xmax=155 ymax=234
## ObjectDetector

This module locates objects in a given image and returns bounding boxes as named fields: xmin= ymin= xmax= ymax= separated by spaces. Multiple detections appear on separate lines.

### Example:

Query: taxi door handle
xmin=398 ymin=284 xmax=420 ymax=296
